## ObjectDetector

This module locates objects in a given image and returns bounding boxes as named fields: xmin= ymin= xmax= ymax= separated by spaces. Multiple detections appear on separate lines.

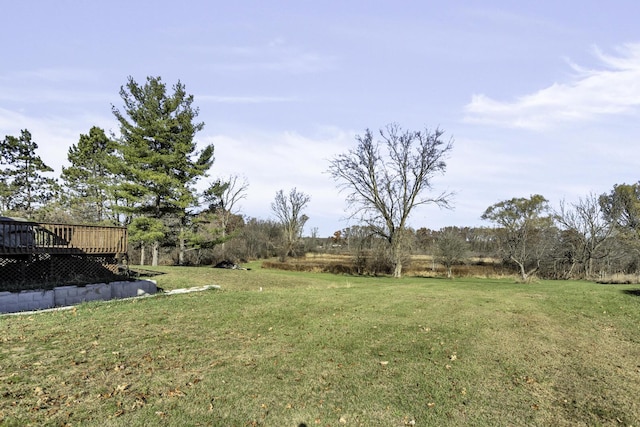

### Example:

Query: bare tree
xmin=271 ymin=188 xmax=310 ymax=261
xmin=328 ymin=123 xmax=454 ymax=278
xmin=203 ymin=174 xmax=249 ymax=249
xmin=437 ymin=228 xmax=469 ymax=278
xmin=555 ymin=193 xmax=612 ymax=279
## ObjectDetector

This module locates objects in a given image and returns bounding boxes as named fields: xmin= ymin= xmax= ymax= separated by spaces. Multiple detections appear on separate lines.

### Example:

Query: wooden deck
xmin=0 ymin=219 xmax=127 ymax=256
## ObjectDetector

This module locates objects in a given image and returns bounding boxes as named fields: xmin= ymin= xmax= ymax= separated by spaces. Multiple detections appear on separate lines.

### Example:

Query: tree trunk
xmin=178 ymin=226 xmax=185 ymax=266
xmin=140 ymin=244 xmax=146 ymax=266
xmin=586 ymin=257 xmax=594 ymax=279
xmin=220 ymin=225 xmax=227 ymax=256
xmin=391 ymin=233 xmax=403 ymax=278
xmin=564 ymin=260 xmax=577 ymax=280
xmin=152 ymin=241 xmax=159 ymax=266
xmin=393 ymin=259 xmax=403 ymax=278
xmin=519 ymin=265 xmax=528 ymax=281
xmin=511 ymin=256 xmax=528 ymax=281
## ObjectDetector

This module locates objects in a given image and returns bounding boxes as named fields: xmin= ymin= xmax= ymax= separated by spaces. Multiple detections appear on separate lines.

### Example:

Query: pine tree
xmin=111 ymin=76 xmax=214 ymax=265
xmin=61 ymin=126 xmax=120 ymax=224
xmin=0 ymin=129 xmax=58 ymax=218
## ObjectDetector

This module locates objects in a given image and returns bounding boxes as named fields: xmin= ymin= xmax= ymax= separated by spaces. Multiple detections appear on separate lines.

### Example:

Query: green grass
xmin=1 ymin=265 xmax=640 ymax=426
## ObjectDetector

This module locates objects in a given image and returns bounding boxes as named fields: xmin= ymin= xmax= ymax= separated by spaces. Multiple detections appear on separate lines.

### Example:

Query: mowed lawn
xmin=1 ymin=265 xmax=639 ymax=426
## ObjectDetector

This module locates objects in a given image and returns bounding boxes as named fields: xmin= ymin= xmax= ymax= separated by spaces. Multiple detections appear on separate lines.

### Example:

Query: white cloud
xmin=200 ymin=128 xmax=353 ymax=234
xmin=0 ymin=108 xmax=118 ymax=178
xmin=0 ymin=108 xmax=31 ymax=130
xmin=464 ymin=43 xmax=640 ymax=130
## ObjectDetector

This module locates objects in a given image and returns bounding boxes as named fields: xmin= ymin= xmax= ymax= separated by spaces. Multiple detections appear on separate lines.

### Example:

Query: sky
xmin=1 ymin=1 xmax=639 ymax=237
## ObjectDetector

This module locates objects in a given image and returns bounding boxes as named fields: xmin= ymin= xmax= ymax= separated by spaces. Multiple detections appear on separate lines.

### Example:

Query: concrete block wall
xmin=110 ymin=280 xmax=157 ymax=298
xmin=53 ymin=285 xmax=83 ymax=307
xmin=0 ymin=280 xmax=157 ymax=314
xmin=0 ymin=290 xmax=55 ymax=313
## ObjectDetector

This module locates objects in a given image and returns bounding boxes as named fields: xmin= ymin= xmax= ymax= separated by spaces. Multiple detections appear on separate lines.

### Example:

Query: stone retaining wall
xmin=0 ymin=280 xmax=157 ymax=314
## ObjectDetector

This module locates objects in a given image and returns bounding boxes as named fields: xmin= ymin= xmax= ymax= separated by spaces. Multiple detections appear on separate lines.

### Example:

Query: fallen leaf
xmin=131 ymin=399 xmax=145 ymax=410
xmin=166 ymin=388 xmax=184 ymax=397
xmin=116 ymin=384 xmax=130 ymax=393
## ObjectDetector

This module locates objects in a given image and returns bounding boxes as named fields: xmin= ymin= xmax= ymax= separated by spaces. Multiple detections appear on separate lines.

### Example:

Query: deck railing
xmin=0 ymin=219 xmax=127 ymax=256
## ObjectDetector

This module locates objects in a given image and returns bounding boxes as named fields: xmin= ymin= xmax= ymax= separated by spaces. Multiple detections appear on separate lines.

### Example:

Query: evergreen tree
xmin=0 ymin=129 xmax=58 ymax=218
xmin=111 ymin=76 xmax=214 ymax=265
xmin=128 ymin=216 xmax=167 ymax=266
xmin=61 ymin=126 xmax=120 ymax=224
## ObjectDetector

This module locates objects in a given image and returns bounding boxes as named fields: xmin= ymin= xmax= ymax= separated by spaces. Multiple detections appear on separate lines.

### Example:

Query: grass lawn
xmin=1 ymin=264 xmax=639 ymax=426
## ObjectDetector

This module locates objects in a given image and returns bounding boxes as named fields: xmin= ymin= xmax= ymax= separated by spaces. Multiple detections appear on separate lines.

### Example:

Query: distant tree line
xmin=330 ymin=187 xmax=640 ymax=281
xmin=2 ymin=75 xmax=639 ymax=279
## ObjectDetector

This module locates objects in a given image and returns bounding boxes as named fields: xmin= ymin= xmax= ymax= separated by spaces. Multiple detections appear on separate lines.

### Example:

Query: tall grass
xmin=1 ymin=265 xmax=639 ymax=426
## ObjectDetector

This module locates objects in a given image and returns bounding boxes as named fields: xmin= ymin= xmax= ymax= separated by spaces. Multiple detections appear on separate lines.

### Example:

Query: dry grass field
xmin=264 ymin=253 xmax=510 ymax=279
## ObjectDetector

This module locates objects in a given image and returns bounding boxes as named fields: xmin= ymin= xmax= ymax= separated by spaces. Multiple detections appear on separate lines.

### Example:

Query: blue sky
xmin=1 ymin=1 xmax=639 ymax=236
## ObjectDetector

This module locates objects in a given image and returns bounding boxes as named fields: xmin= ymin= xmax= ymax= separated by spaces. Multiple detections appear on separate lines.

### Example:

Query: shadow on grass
xmin=622 ymin=289 xmax=640 ymax=297
xmin=128 ymin=267 xmax=166 ymax=278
